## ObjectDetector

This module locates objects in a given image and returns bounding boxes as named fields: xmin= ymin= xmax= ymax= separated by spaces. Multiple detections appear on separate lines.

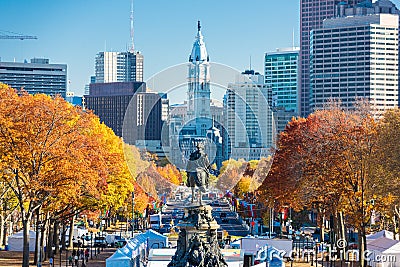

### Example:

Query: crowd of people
xmin=63 ymin=247 xmax=91 ymax=267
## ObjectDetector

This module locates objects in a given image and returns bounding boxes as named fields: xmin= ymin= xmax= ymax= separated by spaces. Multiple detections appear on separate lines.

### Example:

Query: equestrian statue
xmin=186 ymin=143 xmax=211 ymax=205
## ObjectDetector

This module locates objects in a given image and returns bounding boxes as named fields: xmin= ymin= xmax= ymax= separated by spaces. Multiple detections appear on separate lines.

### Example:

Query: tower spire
xmin=130 ymin=0 xmax=134 ymax=52
xmin=189 ymin=20 xmax=208 ymax=63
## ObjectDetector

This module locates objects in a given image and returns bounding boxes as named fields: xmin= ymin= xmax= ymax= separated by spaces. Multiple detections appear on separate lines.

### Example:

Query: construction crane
xmin=0 ymin=30 xmax=37 ymax=40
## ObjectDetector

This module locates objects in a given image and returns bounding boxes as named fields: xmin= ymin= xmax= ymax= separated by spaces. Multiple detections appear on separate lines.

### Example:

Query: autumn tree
xmin=216 ymin=158 xmax=247 ymax=192
xmin=0 ymin=84 xmax=137 ymax=266
xmin=258 ymin=103 xmax=389 ymax=267
xmin=374 ymin=108 xmax=400 ymax=234
xmin=156 ymin=164 xmax=182 ymax=185
xmin=258 ymin=117 xmax=309 ymax=210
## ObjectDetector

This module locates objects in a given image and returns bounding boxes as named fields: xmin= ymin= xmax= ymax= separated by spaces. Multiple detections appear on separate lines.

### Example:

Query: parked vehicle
xmin=114 ymin=235 xmax=127 ymax=248
xmin=94 ymin=236 xmax=107 ymax=248
xmin=150 ymin=213 xmax=162 ymax=231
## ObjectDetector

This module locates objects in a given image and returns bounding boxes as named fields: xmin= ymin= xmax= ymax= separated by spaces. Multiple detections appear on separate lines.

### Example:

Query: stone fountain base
xmin=168 ymin=205 xmax=227 ymax=267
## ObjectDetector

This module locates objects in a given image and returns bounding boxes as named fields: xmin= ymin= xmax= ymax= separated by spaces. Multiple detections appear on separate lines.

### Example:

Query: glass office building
xmin=265 ymin=47 xmax=299 ymax=132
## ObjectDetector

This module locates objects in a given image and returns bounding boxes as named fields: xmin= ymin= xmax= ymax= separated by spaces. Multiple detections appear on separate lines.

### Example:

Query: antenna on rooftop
xmin=130 ymin=0 xmax=135 ymax=52
xmin=249 ymin=55 xmax=252 ymax=71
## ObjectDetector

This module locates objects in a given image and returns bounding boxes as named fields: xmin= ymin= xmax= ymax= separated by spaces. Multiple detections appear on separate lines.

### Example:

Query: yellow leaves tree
xmin=0 ymin=84 xmax=138 ymax=266
xmin=0 ymin=85 xmax=100 ymax=266
xmin=156 ymin=164 xmax=182 ymax=185
xmin=234 ymin=176 xmax=252 ymax=196
xmin=216 ymin=158 xmax=247 ymax=192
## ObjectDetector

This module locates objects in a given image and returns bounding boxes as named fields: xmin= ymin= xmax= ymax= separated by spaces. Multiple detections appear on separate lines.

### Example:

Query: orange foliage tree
xmin=258 ymin=104 xmax=390 ymax=267
xmin=0 ymin=84 xmax=137 ymax=266
xmin=156 ymin=164 xmax=182 ymax=185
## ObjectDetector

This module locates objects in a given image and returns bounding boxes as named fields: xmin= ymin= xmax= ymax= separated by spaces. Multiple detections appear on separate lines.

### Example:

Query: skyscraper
xmin=300 ymin=0 xmax=363 ymax=117
xmin=224 ymin=70 xmax=274 ymax=160
xmin=310 ymin=0 xmax=399 ymax=116
xmin=85 ymin=82 xmax=146 ymax=138
xmin=94 ymin=51 xmax=143 ymax=83
xmin=0 ymin=58 xmax=67 ymax=98
xmin=265 ymin=47 xmax=299 ymax=133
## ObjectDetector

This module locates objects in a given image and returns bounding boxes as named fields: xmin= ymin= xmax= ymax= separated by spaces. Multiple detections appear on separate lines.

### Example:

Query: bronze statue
xmin=186 ymin=143 xmax=210 ymax=205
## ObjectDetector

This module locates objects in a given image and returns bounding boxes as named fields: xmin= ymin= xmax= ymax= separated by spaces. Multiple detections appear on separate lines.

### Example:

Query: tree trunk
xmin=2 ymin=216 xmax=6 ymax=247
xmin=68 ymin=217 xmax=74 ymax=249
xmin=53 ymin=221 xmax=59 ymax=255
xmin=40 ymin=215 xmax=51 ymax=261
xmin=395 ymin=206 xmax=400 ymax=239
xmin=358 ymin=225 xmax=367 ymax=267
xmin=339 ymin=211 xmax=346 ymax=243
xmin=22 ymin=217 xmax=31 ymax=267
xmin=320 ymin=214 xmax=325 ymax=242
xmin=34 ymin=208 xmax=41 ymax=265
xmin=61 ymin=223 xmax=66 ymax=249
xmin=40 ymin=218 xmax=46 ymax=263
xmin=0 ymin=208 xmax=4 ymax=248
xmin=47 ymin=219 xmax=54 ymax=259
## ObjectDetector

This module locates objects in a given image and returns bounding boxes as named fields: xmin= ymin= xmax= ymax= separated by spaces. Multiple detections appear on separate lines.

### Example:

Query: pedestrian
xmin=74 ymin=255 xmax=79 ymax=267
xmin=84 ymin=248 xmax=89 ymax=262
xmin=68 ymin=255 xmax=73 ymax=266
xmin=49 ymin=257 xmax=54 ymax=267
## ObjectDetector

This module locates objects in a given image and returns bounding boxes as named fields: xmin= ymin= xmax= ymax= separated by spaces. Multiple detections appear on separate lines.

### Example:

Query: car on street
xmin=159 ymin=223 xmax=172 ymax=234
xmin=94 ymin=236 xmax=107 ymax=248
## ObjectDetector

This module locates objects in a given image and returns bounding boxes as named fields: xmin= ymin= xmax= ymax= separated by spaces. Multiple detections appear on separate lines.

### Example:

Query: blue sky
xmin=1 ymin=0 xmax=399 ymax=96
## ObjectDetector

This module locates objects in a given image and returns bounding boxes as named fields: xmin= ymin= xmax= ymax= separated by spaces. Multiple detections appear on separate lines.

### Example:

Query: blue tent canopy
xmin=105 ymin=249 xmax=133 ymax=267
xmin=106 ymin=230 xmax=168 ymax=267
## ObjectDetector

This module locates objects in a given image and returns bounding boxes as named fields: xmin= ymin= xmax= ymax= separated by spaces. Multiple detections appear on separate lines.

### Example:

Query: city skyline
xmin=0 ymin=0 xmax=304 ymax=96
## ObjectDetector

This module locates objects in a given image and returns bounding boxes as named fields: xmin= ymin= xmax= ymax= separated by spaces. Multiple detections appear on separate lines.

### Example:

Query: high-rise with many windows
xmin=0 ymin=58 xmax=67 ymax=98
xmin=94 ymin=51 xmax=143 ymax=83
xmin=300 ymin=0 xmax=363 ymax=117
xmin=265 ymin=47 xmax=299 ymax=132
xmin=310 ymin=1 xmax=399 ymax=116
xmin=224 ymin=70 xmax=274 ymax=160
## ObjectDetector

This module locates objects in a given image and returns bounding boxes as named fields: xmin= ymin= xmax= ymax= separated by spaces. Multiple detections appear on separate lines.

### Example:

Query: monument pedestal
xmin=168 ymin=205 xmax=227 ymax=267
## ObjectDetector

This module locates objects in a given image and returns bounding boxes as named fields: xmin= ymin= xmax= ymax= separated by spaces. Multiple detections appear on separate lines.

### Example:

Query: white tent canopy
xmin=8 ymin=230 xmax=36 ymax=252
xmin=367 ymin=236 xmax=400 ymax=267
xmin=367 ymin=230 xmax=394 ymax=240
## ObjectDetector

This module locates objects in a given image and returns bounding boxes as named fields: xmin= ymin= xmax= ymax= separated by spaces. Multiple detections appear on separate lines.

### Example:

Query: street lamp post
xmin=72 ymin=237 xmax=75 ymax=267
xmin=94 ymin=232 xmax=97 ymax=257
xmin=80 ymin=235 xmax=85 ymax=266
xmin=37 ymin=223 xmax=43 ymax=267
xmin=90 ymin=231 xmax=93 ymax=260
xmin=99 ymin=231 xmax=103 ymax=252
xmin=131 ymin=192 xmax=135 ymax=237
xmin=66 ymin=245 xmax=69 ymax=267
xmin=59 ymin=244 xmax=62 ymax=267
xmin=51 ymin=246 xmax=55 ymax=267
